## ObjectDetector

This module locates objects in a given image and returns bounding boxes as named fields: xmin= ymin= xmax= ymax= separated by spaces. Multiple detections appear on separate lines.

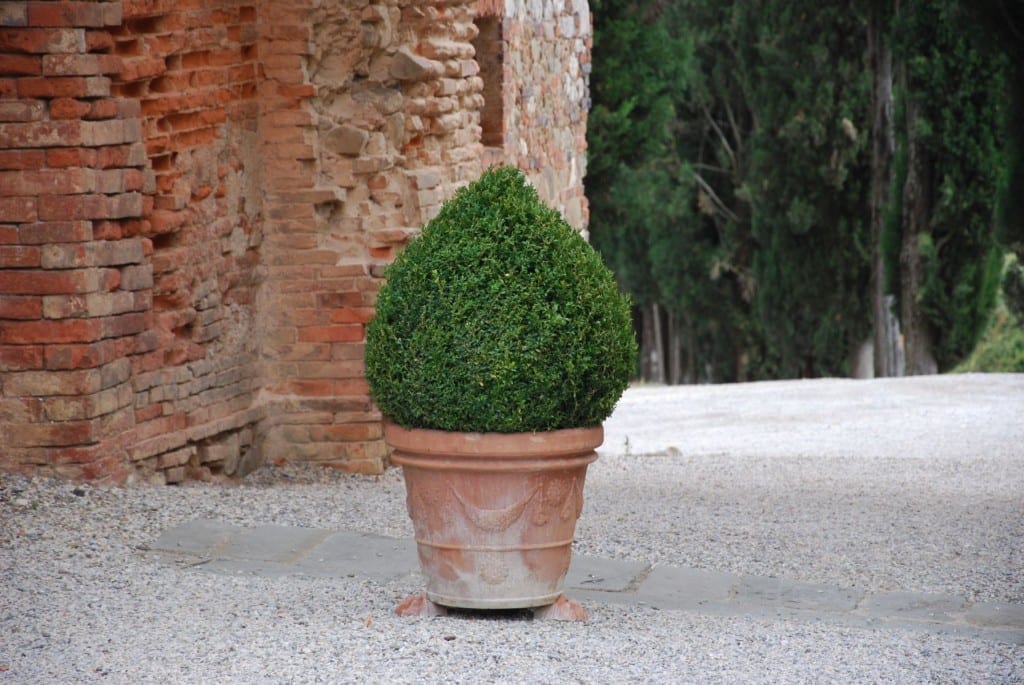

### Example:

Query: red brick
xmin=148 ymin=209 xmax=188 ymax=234
xmin=102 ymin=267 xmax=120 ymax=291
xmin=37 ymin=192 xmax=142 ymax=221
xmin=118 ymin=56 xmax=165 ymax=82
xmin=49 ymin=444 xmax=107 ymax=466
xmin=119 ymin=264 xmax=152 ymax=290
xmin=102 ymin=312 xmax=146 ymax=337
xmin=95 ymin=239 xmax=143 ymax=266
xmin=71 ymin=454 xmax=132 ymax=485
xmin=297 ymin=325 xmax=364 ymax=343
xmin=6 ymin=418 xmax=100 ymax=447
xmin=0 ymin=225 xmax=17 ymax=243
xmin=18 ymin=76 xmax=110 ymax=99
xmin=315 ymin=292 xmax=362 ymax=308
xmin=0 ymin=27 xmax=86 ymax=54
xmin=132 ymin=412 xmax=187 ymax=443
xmin=0 ymin=245 xmax=40 ymax=268
xmin=18 ymin=220 xmax=93 ymax=243
xmin=0 ymin=318 xmax=102 ymax=344
xmin=46 ymin=147 xmax=96 ymax=167
xmin=309 ymin=423 xmax=383 ymax=442
xmin=49 ymin=97 xmax=91 ymax=120
xmin=43 ymin=389 xmax=123 ymax=421
xmin=41 ymin=292 xmax=90 ymax=318
xmin=171 ymin=126 xmax=218 ymax=149
xmin=0 ymin=79 xmax=14 ymax=97
xmin=0 ymin=268 xmax=98 ymax=295
xmin=82 ymin=119 xmax=141 ymax=146
xmin=42 ymin=389 xmax=130 ymax=421
xmin=329 ymin=307 xmax=375 ymax=324
xmin=0 ymin=345 xmax=44 ymax=371
xmin=96 ymin=142 xmax=146 ymax=168
xmin=26 ymin=2 xmax=122 ymax=28
xmin=85 ymin=99 xmax=119 ymax=120
xmin=44 ymin=290 xmax=135 ymax=319
xmin=0 ymin=54 xmax=41 ymax=76
xmin=85 ymin=30 xmax=113 ymax=52
xmin=45 ymin=341 xmax=107 ymax=370
xmin=92 ymin=220 xmax=121 ymax=240
xmin=0 ymin=168 xmax=89 ymax=196
xmin=0 ymin=196 xmax=36 ymax=222
xmin=3 ymin=367 xmax=102 ymax=396
xmin=0 ymin=120 xmax=81 ymax=148
xmin=134 ymin=403 xmax=162 ymax=424
xmin=0 ymin=148 xmax=45 ymax=170
xmin=273 ymin=379 xmax=334 ymax=396
xmin=42 ymin=53 xmax=122 ymax=76
xmin=0 ymin=294 xmax=42 ymax=319
xmin=123 ymin=168 xmax=145 ymax=191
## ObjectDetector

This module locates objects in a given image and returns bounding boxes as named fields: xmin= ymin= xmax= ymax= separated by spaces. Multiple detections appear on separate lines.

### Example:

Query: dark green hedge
xmin=365 ymin=166 xmax=637 ymax=433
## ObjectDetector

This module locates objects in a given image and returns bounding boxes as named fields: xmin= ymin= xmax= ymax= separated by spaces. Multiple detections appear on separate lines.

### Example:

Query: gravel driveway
xmin=2 ymin=373 xmax=1022 ymax=683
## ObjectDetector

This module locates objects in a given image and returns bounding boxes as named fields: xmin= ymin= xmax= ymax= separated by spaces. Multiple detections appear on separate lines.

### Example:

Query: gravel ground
xmin=2 ymin=374 xmax=1022 ymax=683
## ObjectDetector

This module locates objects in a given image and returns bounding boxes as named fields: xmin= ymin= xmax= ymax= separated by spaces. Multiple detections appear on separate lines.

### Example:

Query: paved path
xmin=148 ymin=518 xmax=1024 ymax=645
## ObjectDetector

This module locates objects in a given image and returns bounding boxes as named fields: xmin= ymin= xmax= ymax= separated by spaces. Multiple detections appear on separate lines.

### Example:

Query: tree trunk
xmin=667 ymin=309 xmax=684 ymax=384
xmin=651 ymin=302 xmax=667 ymax=384
xmin=899 ymin=79 xmax=938 ymax=374
xmin=682 ymin=311 xmax=697 ymax=384
xmin=640 ymin=303 xmax=657 ymax=382
xmin=867 ymin=2 xmax=900 ymax=377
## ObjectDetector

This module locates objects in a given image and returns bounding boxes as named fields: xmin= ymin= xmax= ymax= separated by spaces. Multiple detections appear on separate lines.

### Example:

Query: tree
xmin=587 ymin=0 xmax=695 ymax=381
xmin=959 ymin=0 xmax=1024 ymax=317
xmin=864 ymin=0 xmax=902 ymax=376
xmin=892 ymin=0 xmax=1007 ymax=371
xmin=743 ymin=1 xmax=872 ymax=377
xmin=587 ymin=0 xmax=1013 ymax=381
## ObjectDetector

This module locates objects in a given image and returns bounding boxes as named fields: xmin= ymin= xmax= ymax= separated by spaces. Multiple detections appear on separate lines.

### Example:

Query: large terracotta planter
xmin=386 ymin=422 xmax=602 ymax=610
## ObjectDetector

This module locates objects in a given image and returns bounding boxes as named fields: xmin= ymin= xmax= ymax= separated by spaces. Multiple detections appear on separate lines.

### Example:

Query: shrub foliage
xmin=366 ymin=166 xmax=637 ymax=432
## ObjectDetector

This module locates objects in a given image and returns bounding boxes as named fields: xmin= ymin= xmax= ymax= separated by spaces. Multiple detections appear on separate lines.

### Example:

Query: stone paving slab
xmin=146 ymin=519 xmax=1024 ymax=645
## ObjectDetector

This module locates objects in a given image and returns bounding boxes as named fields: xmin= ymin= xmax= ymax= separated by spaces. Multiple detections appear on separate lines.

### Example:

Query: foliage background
xmin=587 ymin=0 xmax=1023 ymax=380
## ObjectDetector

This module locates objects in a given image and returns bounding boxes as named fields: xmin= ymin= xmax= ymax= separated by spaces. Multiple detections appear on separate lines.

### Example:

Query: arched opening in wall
xmin=472 ymin=15 xmax=505 ymax=151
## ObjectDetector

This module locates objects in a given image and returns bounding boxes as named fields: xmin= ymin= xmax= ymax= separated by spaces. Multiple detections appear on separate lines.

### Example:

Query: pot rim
xmin=383 ymin=421 xmax=603 ymax=458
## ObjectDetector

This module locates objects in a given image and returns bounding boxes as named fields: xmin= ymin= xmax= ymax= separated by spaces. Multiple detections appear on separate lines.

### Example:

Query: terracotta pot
xmin=385 ymin=422 xmax=602 ymax=610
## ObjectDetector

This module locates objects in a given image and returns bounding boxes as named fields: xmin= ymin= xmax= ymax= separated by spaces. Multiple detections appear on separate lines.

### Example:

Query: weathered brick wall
xmin=1 ymin=0 xmax=591 ymax=482
xmin=1 ymin=1 xmax=148 ymax=481
xmin=1 ymin=0 xmax=263 ymax=482
xmin=257 ymin=0 xmax=484 ymax=472
xmin=110 ymin=1 xmax=264 ymax=481
xmin=109 ymin=0 xmax=264 ymax=481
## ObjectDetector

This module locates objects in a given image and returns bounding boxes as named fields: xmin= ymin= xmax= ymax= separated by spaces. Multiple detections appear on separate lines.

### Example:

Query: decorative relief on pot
xmin=406 ymin=473 xmax=456 ymax=529
xmin=532 ymin=474 xmax=585 ymax=526
xmin=560 ymin=476 xmax=584 ymax=522
xmin=385 ymin=424 xmax=602 ymax=609
xmin=451 ymin=484 xmax=538 ymax=532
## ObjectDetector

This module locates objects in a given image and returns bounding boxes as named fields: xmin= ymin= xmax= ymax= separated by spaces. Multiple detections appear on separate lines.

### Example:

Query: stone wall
xmin=487 ymin=0 xmax=591 ymax=230
xmin=257 ymin=0 xmax=486 ymax=473
xmin=0 ymin=0 xmax=591 ymax=483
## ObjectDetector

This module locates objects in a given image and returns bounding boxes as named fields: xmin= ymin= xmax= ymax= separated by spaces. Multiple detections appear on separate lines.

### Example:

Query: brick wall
xmin=108 ymin=0 xmax=264 ymax=482
xmin=256 ymin=0 xmax=485 ymax=473
xmin=1 ymin=0 xmax=591 ymax=483
xmin=1 ymin=0 xmax=147 ymax=481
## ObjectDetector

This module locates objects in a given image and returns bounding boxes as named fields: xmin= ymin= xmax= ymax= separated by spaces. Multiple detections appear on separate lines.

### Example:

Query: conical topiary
xmin=366 ymin=166 xmax=636 ymax=433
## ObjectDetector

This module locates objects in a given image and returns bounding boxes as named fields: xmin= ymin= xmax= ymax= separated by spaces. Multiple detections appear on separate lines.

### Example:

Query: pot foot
xmin=532 ymin=595 xmax=588 ymax=622
xmin=395 ymin=592 xmax=448 ymax=618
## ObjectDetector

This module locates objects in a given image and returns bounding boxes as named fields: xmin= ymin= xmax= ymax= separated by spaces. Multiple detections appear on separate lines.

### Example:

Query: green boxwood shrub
xmin=366 ymin=166 xmax=637 ymax=433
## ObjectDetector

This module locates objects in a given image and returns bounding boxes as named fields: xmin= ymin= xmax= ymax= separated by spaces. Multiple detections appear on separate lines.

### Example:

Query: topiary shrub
xmin=366 ymin=166 xmax=637 ymax=433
